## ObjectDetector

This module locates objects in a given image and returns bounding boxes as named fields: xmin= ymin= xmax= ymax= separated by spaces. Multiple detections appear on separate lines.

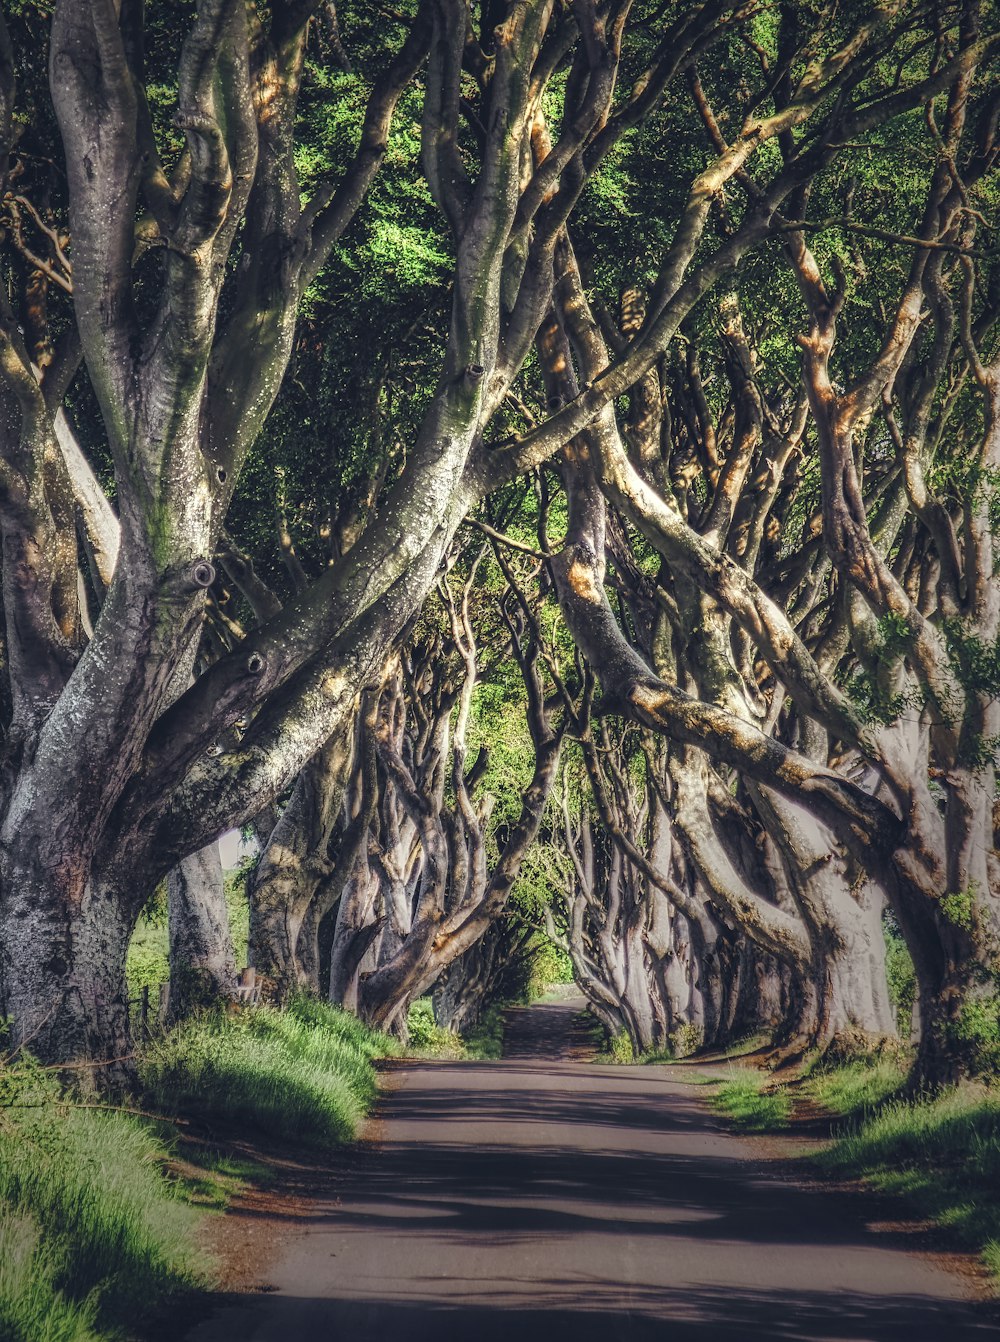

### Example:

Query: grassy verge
xmin=709 ymin=1051 xmax=1000 ymax=1282
xmin=710 ymin=1068 xmax=792 ymax=1131
xmin=141 ymin=996 xmax=395 ymax=1149
xmin=819 ymin=1085 xmax=1000 ymax=1278
xmin=0 ymin=1051 xmax=202 ymax=1342
xmin=0 ymin=997 xmax=391 ymax=1341
xmin=803 ymin=1057 xmax=907 ymax=1116
xmin=462 ymin=1004 xmax=507 ymax=1060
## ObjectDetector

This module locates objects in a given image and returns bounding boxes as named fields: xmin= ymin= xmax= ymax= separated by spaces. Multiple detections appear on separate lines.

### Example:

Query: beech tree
xmin=0 ymin=0 xmax=993 ymax=1092
xmin=531 ymin=3 xmax=998 ymax=1080
xmin=323 ymin=548 xmax=565 ymax=1032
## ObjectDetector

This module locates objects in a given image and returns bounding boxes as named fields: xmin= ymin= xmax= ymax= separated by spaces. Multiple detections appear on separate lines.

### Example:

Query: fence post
xmin=140 ymin=983 xmax=150 ymax=1035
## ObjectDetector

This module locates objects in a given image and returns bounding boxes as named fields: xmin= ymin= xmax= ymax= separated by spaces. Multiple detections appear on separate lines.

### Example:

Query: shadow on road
xmin=186 ymin=999 xmax=999 ymax=1342
xmin=189 ymin=1282 xmax=999 ymax=1341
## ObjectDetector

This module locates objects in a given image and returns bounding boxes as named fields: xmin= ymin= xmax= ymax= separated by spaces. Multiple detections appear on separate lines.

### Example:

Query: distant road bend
xmin=187 ymin=998 xmax=998 ymax=1342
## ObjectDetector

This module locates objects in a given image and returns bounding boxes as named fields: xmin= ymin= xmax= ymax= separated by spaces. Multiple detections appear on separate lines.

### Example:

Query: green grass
xmin=803 ymin=1058 xmax=907 ymax=1117
xmin=711 ymin=1069 xmax=792 ymax=1131
xmin=0 ymin=1052 xmax=203 ymax=1341
xmin=820 ymin=1085 xmax=1000 ymax=1277
xmin=0 ymin=997 xmax=390 ymax=1340
xmin=713 ymin=1053 xmax=1000 ymax=1282
xmin=405 ymin=997 xmax=509 ymax=1059
xmin=166 ymin=1147 xmax=274 ymax=1212
xmin=0 ymin=1211 xmax=99 ymax=1342
xmin=462 ymin=1004 xmax=507 ymax=1060
xmin=141 ymin=996 xmax=394 ymax=1149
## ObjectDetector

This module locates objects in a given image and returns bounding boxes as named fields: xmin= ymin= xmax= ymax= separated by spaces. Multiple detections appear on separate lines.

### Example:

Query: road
xmin=186 ymin=998 xmax=998 ymax=1341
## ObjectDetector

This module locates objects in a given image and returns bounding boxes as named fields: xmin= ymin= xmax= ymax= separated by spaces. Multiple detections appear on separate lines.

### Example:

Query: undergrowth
xmin=712 ymin=1069 xmax=792 ymax=1131
xmin=405 ymin=998 xmax=508 ymax=1059
xmin=127 ymin=871 xmax=249 ymax=1002
xmin=0 ymin=1049 xmax=202 ymax=1342
xmin=803 ymin=1057 xmax=907 ymax=1116
xmin=711 ymin=1047 xmax=1000 ymax=1281
xmin=406 ymin=998 xmax=466 ymax=1057
xmin=462 ymin=1003 xmax=507 ymax=1060
xmin=0 ymin=996 xmax=390 ymax=1340
xmin=821 ymin=1085 xmax=1000 ymax=1278
xmin=141 ymin=996 xmax=394 ymax=1149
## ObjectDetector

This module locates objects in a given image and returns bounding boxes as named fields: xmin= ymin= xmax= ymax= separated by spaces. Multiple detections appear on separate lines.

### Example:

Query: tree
xmin=0 ymin=0 xmax=992 ymax=1088
xmin=534 ymin=1 xmax=999 ymax=1080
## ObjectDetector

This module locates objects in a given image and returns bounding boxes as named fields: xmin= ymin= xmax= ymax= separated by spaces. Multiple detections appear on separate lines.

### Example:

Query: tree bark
xmin=166 ymin=842 xmax=237 ymax=1021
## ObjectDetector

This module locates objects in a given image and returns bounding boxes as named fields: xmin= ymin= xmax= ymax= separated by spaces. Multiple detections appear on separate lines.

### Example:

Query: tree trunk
xmin=328 ymin=858 xmax=381 ymax=1011
xmin=908 ymin=907 xmax=1000 ymax=1088
xmin=0 ymin=864 xmax=134 ymax=1090
xmin=166 ymin=843 xmax=237 ymax=1021
xmin=247 ymin=727 xmax=354 ymax=999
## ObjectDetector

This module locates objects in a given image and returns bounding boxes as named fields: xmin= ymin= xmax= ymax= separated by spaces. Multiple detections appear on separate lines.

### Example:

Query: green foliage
xmin=125 ymin=867 xmax=250 ymax=1003
xmin=0 ymin=1212 xmax=98 ymax=1342
xmin=669 ymin=1023 xmax=704 ymax=1060
xmin=405 ymin=999 xmax=510 ymax=1060
xmin=804 ymin=1059 xmax=908 ymax=1118
xmin=940 ymin=887 xmax=977 ymax=932
xmin=883 ymin=912 xmax=917 ymax=1028
xmin=839 ymin=613 xmax=924 ymax=726
xmin=822 ymin=1087 xmax=1000 ymax=1280
xmin=527 ymin=937 xmax=574 ymax=997
xmin=712 ymin=1071 xmax=791 ymax=1131
xmin=405 ymin=999 xmax=465 ymax=1057
xmin=950 ymin=996 xmax=1000 ymax=1075
xmin=718 ymin=1057 xmax=1000 ymax=1278
xmin=607 ymin=1032 xmax=635 ymax=1065
xmin=943 ymin=619 xmax=1000 ymax=697
xmin=467 ymin=674 xmax=537 ymax=836
xmin=140 ymin=998 xmax=393 ymax=1149
xmin=224 ymin=868 xmax=250 ymax=970
xmin=0 ymin=1050 xmax=202 ymax=1340
xmin=124 ymin=927 xmax=169 ymax=1006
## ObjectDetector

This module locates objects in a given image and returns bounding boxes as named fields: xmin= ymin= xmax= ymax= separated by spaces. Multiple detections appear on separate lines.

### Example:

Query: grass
xmin=711 ymin=1069 xmax=792 ymax=1131
xmin=405 ymin=997 xmax=509 ymax=1060
xmin=0 ymin=1211 xmax=99 ymax=1342
xmin=462 ymin=1004 xmax=507 ymax=1060
xmin=0 ymin=995 xmax=391 ymax=1340
xmin=708 ymin=1049 xmax=1000 ymax=1282
xmin=820 ymin=1085 xmax=1000 ymax=1278
xmin=3 ymin=997 xmax=391 ymax=1339
xmin=0 ymin=1051 xmax=203 ymax=1342
xmin=165 ymin=1148 xmax=275 ymax=1212
xmin=803 ymin=1057 xmax=908 ymax=1117
xmin=141 ymin=995 xmax=394 ymax=1149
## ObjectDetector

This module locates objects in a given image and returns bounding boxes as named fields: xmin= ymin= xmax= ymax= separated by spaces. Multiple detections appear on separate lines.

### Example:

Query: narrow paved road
xmin=187 ymin=999 xmax=998 ymax=1341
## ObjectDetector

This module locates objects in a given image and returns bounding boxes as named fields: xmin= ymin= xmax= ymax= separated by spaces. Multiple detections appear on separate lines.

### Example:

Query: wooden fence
xmin=129 ymin=967 xmax=262 ymax=1038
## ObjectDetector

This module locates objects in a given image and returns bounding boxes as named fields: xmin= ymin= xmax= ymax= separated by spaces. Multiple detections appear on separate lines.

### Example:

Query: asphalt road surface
xmin=186 ymin=998 xmax=998 ymax=1342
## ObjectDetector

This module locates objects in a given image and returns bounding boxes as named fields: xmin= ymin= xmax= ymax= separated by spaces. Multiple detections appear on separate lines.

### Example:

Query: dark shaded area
xmin=184 ymin=1285 xmax=999 ymax=1342
xmin=186 ymin=1001 xmax=999 ymax=1342
xmin=501 ymin=998 xmax=604 ymax=1060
